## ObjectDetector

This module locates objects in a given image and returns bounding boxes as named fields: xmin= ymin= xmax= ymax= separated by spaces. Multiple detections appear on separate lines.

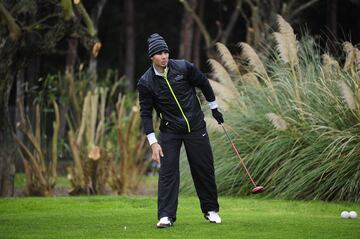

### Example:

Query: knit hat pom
xmin=147 ymin=33 xmax=169 ymax=57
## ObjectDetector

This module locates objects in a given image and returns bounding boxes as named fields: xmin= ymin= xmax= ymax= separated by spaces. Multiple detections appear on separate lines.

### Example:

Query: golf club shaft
xmin=221 ymin=124 xmax=257 ymax=187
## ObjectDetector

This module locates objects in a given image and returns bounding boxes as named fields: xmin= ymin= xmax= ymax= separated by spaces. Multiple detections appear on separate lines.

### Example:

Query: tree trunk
xmin=24 ymin=56 xmax=40 ymax=133
xmin=326 ymin=0 xmax=338 ymax=46
xmin=0 ymin=39 xmax=20 ymax=197
xmin=124 ymin=0 xmax=135 ymax=91
xmin=221 ymin=0 xmax=242 ymax=44
xmin=59 ymin=38 xmax=78 ymax=147
xmin=179 ymin=0 xmax=197 ymax=60
xmin=88 ymin=0 xmax=108 ymax=90
xmin=326 ymin=0 xmax=338 ymax=53
xmin=15 ymin=69 xmax=24 ymax=172
xmin=193 ymin=0 xmax=204 ymax=67
xmin=270 ymin=0 xmax=282 ymax=12
xmin=66 ymin=38 xmax=78 ymax=74
xmin=326 ymin=0 xmax=337 ymax=37
xmin=0 ymin=113 xmax=16 ymax=197
xmin=88 ymin=57 xmax=98 ymax=90
xmin=179 ymin=0 xmax=213 ymax=58
xmin=118 ymin=28 xmax=125 ymax=78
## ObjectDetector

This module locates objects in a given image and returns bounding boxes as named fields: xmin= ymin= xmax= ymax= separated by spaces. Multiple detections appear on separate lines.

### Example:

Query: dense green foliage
xmin=0 ymin=196 xmax=359 ymax=238
xmin=180 ymin=36 xmax=360 ymax=202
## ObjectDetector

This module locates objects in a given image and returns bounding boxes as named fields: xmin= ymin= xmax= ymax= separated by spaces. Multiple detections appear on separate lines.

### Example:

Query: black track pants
xmin=157 ymin=129 xmax=219 ymax=221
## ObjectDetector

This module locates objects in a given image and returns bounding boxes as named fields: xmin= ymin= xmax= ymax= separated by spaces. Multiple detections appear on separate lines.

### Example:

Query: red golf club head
xmin=252 ymin=186 xmax=264 ymax=194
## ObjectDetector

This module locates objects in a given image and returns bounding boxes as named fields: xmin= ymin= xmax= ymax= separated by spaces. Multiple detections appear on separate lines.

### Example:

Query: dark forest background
xmin=18 ymin=0 xmax=360 ymax=97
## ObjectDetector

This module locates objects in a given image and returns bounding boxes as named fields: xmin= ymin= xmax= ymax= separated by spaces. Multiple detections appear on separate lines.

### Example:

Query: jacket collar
xmin=152 ymin=64 xmax=168 ymax=77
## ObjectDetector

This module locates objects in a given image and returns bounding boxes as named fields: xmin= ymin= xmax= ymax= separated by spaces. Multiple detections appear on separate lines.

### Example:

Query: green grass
xmin=0 ymin=196 xmax=359 ymax=239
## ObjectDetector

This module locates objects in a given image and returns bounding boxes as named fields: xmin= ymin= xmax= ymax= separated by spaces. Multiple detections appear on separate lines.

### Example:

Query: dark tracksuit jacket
xmin=137 ymin=59 xmax=219 ymax=221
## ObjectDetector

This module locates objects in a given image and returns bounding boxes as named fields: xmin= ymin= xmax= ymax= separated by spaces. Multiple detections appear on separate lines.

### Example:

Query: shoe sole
xmin=208 ymin=220 xmax=221 ymax=224
xmin=156 ymin=223 xmax=173 ymax=228
xmin=204 ymin=216 xmax=221 ymax=224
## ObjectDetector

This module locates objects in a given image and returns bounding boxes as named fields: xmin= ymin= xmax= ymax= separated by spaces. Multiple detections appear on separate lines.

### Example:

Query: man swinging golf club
xmin=137 ymin=33 xmax=224 ymax=228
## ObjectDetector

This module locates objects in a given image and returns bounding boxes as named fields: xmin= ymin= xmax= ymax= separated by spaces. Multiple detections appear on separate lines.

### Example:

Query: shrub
xmin=180 ymin=15 xmax=360 ymax=202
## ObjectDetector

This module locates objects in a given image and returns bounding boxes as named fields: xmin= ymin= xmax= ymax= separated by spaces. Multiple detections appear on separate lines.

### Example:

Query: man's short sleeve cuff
xmin=208 ymin=101 xmax=218 ymax=110
xmin=147 ymin=132 xmax=158 ymax=145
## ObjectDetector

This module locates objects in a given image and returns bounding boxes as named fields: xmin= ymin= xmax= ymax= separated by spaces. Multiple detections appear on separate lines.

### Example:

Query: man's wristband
xmin=208 ymin=101 xmax=218 ymax=110
xmin=146 ymin=132 xmax=158 ymax=145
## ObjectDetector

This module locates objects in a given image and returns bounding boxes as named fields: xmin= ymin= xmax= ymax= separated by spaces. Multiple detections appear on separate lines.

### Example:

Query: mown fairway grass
xmin=0 ymin=196 xmax=359 ymax=239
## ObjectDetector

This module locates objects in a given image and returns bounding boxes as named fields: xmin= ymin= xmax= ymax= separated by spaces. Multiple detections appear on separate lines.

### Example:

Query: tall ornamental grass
xmin=180 ymin=15 xmax=360 ymax=202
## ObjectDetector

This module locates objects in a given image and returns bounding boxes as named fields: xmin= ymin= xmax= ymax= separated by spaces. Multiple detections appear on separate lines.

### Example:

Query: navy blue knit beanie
xmin=147 ymin=33 xmax=169 ymax=57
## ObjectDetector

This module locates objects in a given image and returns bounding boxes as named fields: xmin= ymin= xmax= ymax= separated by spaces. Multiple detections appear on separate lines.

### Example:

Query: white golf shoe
xmin=156 ymin=217 xmax=173 ymax=228
xmin=205 ymin=211 xmax=222 ymax=224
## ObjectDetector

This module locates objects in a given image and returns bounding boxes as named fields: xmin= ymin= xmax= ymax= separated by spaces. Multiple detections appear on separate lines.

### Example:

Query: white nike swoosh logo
xmin=202 ymin=133 xmax=206 ymax=136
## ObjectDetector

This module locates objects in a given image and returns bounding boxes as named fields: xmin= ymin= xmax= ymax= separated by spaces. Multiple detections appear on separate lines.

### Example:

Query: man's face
xmin=151 ymin=51 xmax=169 ymax=68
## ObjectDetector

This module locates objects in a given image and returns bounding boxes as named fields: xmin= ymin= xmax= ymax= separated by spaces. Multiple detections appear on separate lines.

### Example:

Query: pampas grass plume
xmin=266 ymin=113 xmax=288 ymax=131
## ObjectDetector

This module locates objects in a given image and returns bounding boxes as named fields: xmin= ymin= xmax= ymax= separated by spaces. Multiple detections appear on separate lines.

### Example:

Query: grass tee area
xmin=0 ymin=196 xmax=359 ymax=239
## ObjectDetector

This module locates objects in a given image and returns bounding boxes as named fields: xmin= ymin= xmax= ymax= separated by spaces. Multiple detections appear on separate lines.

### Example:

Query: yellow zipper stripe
xmin=163 ymin=70 xmax=191 ymax=132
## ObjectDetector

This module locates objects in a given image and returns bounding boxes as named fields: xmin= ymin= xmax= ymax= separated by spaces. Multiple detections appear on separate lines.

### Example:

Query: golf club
xmin=220 ymin=123 xmax=264 ymax=194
